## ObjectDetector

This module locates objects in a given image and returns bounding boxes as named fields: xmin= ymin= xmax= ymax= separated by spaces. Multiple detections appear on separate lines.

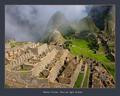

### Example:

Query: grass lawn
xmin=74 ymin=73 xmax=84 ymax=88
xmin=19 ymin=70 xmax=30 ymax=77
xmin=69 ymin=39 xmax=115 ymax=78
xmin=83 ymin=67 xmax=90 ymax=88
xmin=7 ymin=41 xmax=28 ymax=48
xmin=5 ymin=84 xmax=10 ymax=88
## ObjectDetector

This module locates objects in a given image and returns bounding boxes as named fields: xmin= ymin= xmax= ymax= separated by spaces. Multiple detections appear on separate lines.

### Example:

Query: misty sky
xmin=5 ymin=5 xmax=88 ymax=41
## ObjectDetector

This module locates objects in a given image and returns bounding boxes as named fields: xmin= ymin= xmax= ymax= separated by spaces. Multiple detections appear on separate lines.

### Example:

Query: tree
xmin=63 ymin=40 xmax=72 ymax=51
xmin=59 ymin=25 xmax=76 ymax=39
xmin=87 ymin=34 xmax=99 ymax=53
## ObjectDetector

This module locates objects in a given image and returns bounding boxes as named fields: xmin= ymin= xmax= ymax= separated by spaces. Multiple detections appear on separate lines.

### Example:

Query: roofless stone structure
xmin=5 ymin=42 xmax=83 ymax=88
xmin=5 ymin=41 xmax=115 ymax=88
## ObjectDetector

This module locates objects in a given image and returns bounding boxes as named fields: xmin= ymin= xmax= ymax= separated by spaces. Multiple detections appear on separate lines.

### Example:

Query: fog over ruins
xmin=5 ymin=5 xmax=87 ymax=41
xmin=5 ymin=5 xmax=115 ymax=88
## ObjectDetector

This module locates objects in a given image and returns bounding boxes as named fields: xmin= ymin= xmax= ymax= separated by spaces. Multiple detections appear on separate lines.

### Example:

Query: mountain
xmin=44 ymin=29 xmax=65 ymax=44
xmin=104 ymin=6 xmax=115 ymax=41
xmin=74 ymin=16 xmax=99 ymax=39
xmin=43 ymin=11 xmax=68 ymax=43
xmin=46 ymin=11 xmax=69 ymax=32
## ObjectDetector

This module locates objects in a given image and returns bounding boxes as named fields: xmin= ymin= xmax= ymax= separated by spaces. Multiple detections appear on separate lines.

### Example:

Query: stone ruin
xmin=5 ymin=42 xmax=83 ymax=88
xmin=97 ymin=32 xmax=115 ymax=61
xmin=87 ymin=59 xmax=115 ymax=88
xmin=5 ymin=42 xmax=115 ymax=88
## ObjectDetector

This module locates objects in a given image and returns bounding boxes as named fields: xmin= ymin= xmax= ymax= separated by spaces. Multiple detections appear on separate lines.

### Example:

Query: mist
xmin=5 ymin=5 xmax=87 ymax=42
xmin=87 ymin=5 xmax=113 ymax=30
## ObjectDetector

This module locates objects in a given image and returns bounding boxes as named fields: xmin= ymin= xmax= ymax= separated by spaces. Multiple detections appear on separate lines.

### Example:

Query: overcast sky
xmin=5 ymin=5 xmax=88 ymax=41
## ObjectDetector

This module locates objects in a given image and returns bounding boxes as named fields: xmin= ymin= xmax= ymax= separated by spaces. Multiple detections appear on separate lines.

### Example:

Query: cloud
xmin=5 ymin=5 xmax=87 ymax=42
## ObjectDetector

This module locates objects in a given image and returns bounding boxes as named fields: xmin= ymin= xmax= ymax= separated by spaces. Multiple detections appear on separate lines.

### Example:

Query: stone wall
xmin=32 ymin=48 xmax=58 ymax=77
xmin=5 ymin=69 xmax=71 ymax=88
xmin=48 ymin=50 xmax=69 ymax=82
xmin=28 ymin=44 xmax=48 ymax=55
xmin=5 ymin=70 xmax=48 ymax=88
xmin=6 ymin=51 xmax=33 ymax=71
xmin=70 ymin=59 xmax=83 ymax=87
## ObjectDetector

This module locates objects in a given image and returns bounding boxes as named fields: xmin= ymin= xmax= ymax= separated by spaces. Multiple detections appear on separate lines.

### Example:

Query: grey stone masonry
xmin=48 ymin=50 xmax=69 ymax=83
xmin=70 ymin=59 xmax=83 ymax=87
xmin=28 ymin=44 xmax=48 ymax=55
xmin=32 ymin=48 xmax=58 ymax=77
xmin=6 ymin=51 xmax=33 ymax=71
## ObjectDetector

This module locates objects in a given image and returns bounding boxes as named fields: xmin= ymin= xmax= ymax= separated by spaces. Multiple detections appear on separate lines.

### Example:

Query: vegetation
xmin=5 ymin=84 xmax=10 ymax=88
xmin=7 ymin=40 xmax=28 ymax=48
xmin=60 ymin=25 xmax=76 ymax=39
xmin=63 ymin=40 xmax=72 ymax=51
xmin=83 ymin=67 xmax=90 ymax=88
xmin=87 ymin=34 xmax=99 ymax=53
xmin=19 ymin=65 xmax=33 ymax=71
xmin=106 ymin=53 xmax=115 ymax=62
xmin=69 ymin=39 xmax=115 ymax=78
xmin=74 ymin=73 xmax=84 ymax=88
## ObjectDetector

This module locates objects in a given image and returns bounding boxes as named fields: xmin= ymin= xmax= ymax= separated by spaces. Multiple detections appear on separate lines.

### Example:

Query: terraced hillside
xmin=70 ymin=39 xmax=115 ymax=88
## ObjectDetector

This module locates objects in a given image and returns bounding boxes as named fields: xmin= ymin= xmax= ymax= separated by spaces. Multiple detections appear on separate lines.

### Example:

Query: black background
xmin=0 ymin=0 xmax=120 ymax=96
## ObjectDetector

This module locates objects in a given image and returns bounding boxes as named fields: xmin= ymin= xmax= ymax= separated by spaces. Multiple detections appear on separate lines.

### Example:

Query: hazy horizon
xmin=5 ymin=5 xmax=88 ymax=42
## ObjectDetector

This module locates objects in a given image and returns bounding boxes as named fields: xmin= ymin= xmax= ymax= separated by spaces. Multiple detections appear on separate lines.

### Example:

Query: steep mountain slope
xmin=46 ymin=11 xmax=69 ymax=32
xmin=47 ymin=29 xmax=65 ymax=44
xmin=43 ymin=11 xmax=69 ymax=43
xmin=74 ymin=16 xmax=99 ymax=39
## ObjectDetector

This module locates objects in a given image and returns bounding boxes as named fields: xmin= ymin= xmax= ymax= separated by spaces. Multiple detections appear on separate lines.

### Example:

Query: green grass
xmin=19 ymin=70 xmax=30 ymax=77
xmin=74 ymin=73 xmax=84 ymax=88
xmin=5 ymin=84 xmax=10 ymax=88
xmin=19 ymin=65 xmax=33 ymax=71
xmin=69 ymin=39 xmax=115 ymax=78
xmin=83 ymin=67 xmax=90 ymax=88
xmin=8 ymin=41 xmax=28 ymax=48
